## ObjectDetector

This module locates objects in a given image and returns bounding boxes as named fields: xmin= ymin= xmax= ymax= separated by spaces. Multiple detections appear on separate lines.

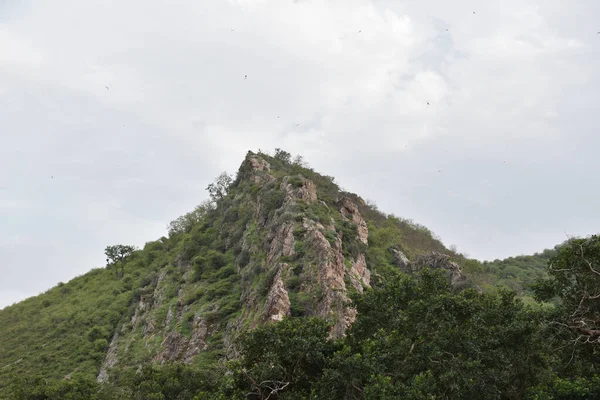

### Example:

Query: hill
xmin=1 ymin=149 xmax=587 ymax=399
xmin=0 ymin=150 xmax=468 ymax=389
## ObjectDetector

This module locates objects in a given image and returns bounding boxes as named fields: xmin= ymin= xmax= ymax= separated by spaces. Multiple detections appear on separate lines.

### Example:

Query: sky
xmin=1 ymin=0 xmax=599 ymax=309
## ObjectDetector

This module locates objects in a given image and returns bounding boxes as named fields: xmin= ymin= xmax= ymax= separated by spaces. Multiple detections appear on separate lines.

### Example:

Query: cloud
xmin=1 ymin=0 xmax=600 ymax=307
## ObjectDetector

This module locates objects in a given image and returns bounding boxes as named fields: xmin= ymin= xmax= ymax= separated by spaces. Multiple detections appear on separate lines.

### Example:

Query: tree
xmin=292 ymin=154 xmax=307 ymax=168
xmin=105 ymin=244 xmax=135 ymax=278
xmin=274 ymin=148 xmax=292 ymax=164
xmin=167 ymin=200 xmax=215 ymax=237
xmin=315 ymin=269 xmax=548 ymax=399
xmin=207 ymin=172 xmax=233 ymax=203
xmin=533 ymin=235 xmax=600 ymax=373
xmin=232 ymin=317 xmax=340 ymax=399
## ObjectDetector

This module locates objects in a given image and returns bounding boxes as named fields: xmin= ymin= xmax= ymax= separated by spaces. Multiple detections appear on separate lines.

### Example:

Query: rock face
xmin=298 ymin=178 xmax=318 ymax=204
xmin=339 ymin=196 xmax=369 ymax=244
xmin=249 ymin=156 xmax=270 ymax=172
xmin=302 ymin=211 xmax=369 ymax=336
xmin=267 ymin=223 xmax=295 ymax=264
xmin=263 ymin=267 xmax=291 ymax=322
xmin=389 ymin=246 xmax=411 ymax=272
xmin=411 ymin=251 xmax=467 ymax=288
xmin=96 ymin=333 xmax=119 ymax=383
xmin=349 ymin=253 xmax=371 ymax=293
xmin=282 ymin=176 xmax=317 ymax=205
xmin=240 ymin=157 xmax=372 ymax=337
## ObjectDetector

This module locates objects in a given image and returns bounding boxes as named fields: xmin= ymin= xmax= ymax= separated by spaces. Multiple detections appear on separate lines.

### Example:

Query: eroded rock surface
xmin=263 ymin=267 xmax=291 ymax=322
xmin=339 ymin=196 xmax=369 ymax=244
xmin=411 ymin=251 xmax=467 ymax=288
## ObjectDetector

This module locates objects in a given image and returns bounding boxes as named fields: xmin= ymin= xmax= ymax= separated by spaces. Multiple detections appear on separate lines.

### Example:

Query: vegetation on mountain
xmin=482 ymin=249 xmax=557 ymax=295
xmin=1 ymin=149 xmax=598 ymax=399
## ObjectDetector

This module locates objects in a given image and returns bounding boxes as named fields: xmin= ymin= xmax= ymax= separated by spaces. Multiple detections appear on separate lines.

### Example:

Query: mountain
xmin=0 ymin=149 xmax=573 ymax=398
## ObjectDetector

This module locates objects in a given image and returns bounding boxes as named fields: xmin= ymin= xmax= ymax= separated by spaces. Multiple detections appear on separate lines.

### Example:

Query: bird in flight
xmin=358 ymin=30 xmax=362 ymax=33
xmin=105 ymin=86 xmax=109 ymax=90
xmin=51 ymin=176 xmax=54 ymax=179
xmin=296 ymin=123 xmax=300 ymax=126
xmin=245 ymin=75 xmax=247 ymax=79
xmin=427 ymin=102 xmax=430 ymax=105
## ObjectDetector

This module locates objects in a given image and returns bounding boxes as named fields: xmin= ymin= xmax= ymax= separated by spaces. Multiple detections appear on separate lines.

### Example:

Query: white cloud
xmin=1 ymin=0 xmax=599 ymax=307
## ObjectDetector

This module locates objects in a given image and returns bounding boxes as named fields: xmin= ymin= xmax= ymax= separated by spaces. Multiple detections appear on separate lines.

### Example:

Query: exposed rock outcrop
xmin=282 ymin=177 xmax=318 ymax=205
xmin=338 ymin=196 xmax=369 ymax=244
xmin=389 ymin=246 xmax=411 ymax=272
xmin=348 ymin=253 xmax=371 ymax=293
xmin=154 ymin=317 xmax=209 ymax=364
xmin=411 ymin=251 xmax=467 ymax=288
xmin=183 ymin=318 xmax=208 ymax=362
xmin=297 ymin=178 xmax=317 ymax=204
xmin=96 ymin=333 xmax=119 ymax=383
xmin=249 ymin=156 xmax=270 ymax=172
xmin=267 ymin=223 xmax=295 ymax=264
xmin=262 ymin=267 xmax=291 ymax=322
xmin=303 ymin=219 xmax=366 ymax=337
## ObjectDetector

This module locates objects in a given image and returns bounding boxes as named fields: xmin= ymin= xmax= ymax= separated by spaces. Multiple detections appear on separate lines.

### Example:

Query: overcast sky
xmin=1 ymin=0 xmax=599 ymax=309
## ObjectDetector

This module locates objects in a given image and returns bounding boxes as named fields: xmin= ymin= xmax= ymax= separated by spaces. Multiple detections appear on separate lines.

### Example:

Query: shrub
xmin=287 ymin=275 xmax=301 ymax=291
xmin=261 ymin=189 xmax=286 ymax=216
xmin=288 ymin=176 xmax=304 ymax=188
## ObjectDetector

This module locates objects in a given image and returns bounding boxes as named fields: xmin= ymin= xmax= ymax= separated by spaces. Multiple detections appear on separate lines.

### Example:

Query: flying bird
xmin=296 ymin=123 xmax=300 ymax=126
xmin=427 ymin=102 xmax=430 ymax=105
xmin=105 ymin=86 xmax=109 ymax=90
xmin=245 ymin=75 xmax=247 ymax=79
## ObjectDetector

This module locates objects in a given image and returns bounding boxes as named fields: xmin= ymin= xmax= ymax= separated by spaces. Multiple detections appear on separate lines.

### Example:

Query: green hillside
xmin=0 ymin=150 xmax=471 ymax=394
xmin=1 ymin=149 xmax=596 ymax=399
xmin=482 ymin=248 xmax=558 ymax=295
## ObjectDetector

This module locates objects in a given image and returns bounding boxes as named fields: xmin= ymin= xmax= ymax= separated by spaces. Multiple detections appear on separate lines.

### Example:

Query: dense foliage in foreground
xmin=6 ymin=235 xmax=600 ymax=400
